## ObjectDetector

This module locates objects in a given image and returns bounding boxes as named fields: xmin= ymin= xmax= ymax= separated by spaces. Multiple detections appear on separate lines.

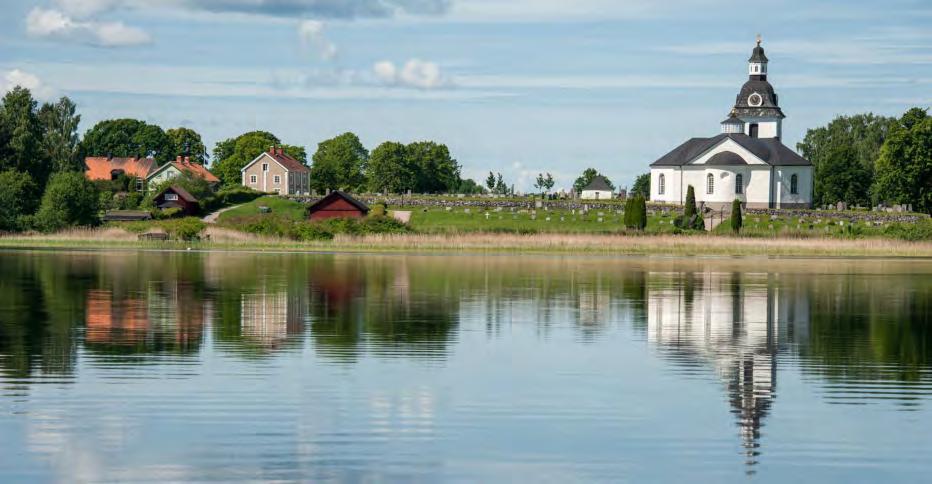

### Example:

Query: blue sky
xmin=1 ymin=0 xmax=930 ymax=191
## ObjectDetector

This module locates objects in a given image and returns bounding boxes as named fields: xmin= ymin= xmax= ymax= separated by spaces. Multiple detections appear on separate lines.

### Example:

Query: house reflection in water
xmin=647 ymin=271 xmax=809 ymax=471
xmin=240 ymin=288 xmax=307 ymax=350
xmin=85 ymin=290 xmax=150 ymax=346
xmin=84 ymin=283 xmax=208 ymax=354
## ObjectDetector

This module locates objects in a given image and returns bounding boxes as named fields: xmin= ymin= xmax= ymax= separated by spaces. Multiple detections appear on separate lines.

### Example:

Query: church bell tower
xmin=724 ymin=35 xmax=785 ymax=139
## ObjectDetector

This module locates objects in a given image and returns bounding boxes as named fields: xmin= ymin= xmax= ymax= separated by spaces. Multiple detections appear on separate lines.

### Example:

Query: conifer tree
xmin=731 ymin=198 xmax=743 ymax=234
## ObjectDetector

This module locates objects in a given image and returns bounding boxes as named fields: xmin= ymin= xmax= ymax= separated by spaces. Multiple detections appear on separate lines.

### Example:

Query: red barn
xmin=307 ymin=191 xmax=370 ymax=220
xmin=154 ymin=185 xmax=200 ymax=217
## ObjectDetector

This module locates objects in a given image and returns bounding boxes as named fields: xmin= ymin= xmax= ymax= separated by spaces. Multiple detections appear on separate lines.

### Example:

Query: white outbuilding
xmin=649 ymin=38 xmax=812 ymax=209
xmin=580 ymin=176 xmax=614 ymax=200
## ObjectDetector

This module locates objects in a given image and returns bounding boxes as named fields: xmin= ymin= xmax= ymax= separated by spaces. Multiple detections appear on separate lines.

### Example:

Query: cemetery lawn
xmin=399 ymin=206 xmax=678 ymax=234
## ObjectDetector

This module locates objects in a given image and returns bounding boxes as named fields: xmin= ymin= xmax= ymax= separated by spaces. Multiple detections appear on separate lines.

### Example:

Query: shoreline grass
xmin=2 ymin=227 xmax=931 ymax=257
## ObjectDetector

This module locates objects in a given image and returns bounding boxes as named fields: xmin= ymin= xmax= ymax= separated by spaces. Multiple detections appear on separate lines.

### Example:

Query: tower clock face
xmin=748 ymin=93 xmax=763 ymax=107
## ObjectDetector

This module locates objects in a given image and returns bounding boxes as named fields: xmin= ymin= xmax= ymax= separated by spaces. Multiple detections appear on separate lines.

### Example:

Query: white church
xmin=650 ymin=38 xmax=813 ymax=209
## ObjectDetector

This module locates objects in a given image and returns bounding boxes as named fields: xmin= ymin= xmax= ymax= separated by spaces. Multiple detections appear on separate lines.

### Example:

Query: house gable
xmin=241 ymin=152 xmax=288 ymax=174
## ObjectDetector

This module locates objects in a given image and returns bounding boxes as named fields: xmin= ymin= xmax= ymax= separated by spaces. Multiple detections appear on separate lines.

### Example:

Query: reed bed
xmin=2 ymin=228 xmax=931 ymax=257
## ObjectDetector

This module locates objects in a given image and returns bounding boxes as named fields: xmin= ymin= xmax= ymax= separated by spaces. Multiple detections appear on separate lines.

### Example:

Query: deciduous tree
xmin=310 ymin=132 xmax=368 ymax=192
xmin=167 ymin=127 xmax=208 ymax=164
xmin=631 ymin=173 xmax=650 ymax=199
xmin=0 ymin=87 xmax=49 ymax=185
xmin=38 ymin=97 xmax=82 ymax=173
xmin=573 ymin=168 xmax=614 ymax=194
xmin=80 ymin=119 xmax=173 ymax=165
xmin=367 ymin=141 xmax=411 ymax=193
xmin=872 ymin=108 xmax=931 ymax=213
xmin=35 ymin=171 xmax=100 ymax=232
xmin=0 ymin=170 xmax=38 ymax=231
xmin=798 ymin=113 xmax=895 ymax=206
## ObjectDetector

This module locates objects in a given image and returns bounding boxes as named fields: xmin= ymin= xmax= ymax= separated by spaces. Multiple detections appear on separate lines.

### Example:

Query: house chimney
xmin=176 ymin=155 xmax=183 ymax=162
xmin=277 ymin=147 xmax=284 ymax=156
xmin=184 ymin=156 xmax=190 ymax=164
xmin=269 ymin=145 xmax=276 ymax=155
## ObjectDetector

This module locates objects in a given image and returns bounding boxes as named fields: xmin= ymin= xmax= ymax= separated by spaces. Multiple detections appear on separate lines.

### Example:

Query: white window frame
xmin=658 ymin=174 xmax=665 ymax=195
xmin=790 ymin=174 xmax=799 ymax=195
xmin=273 ymin=175 xmax=281 ymax=184
xmin=262 ymin=163 xmax=269 ymax=172
xmin=707 ymin=174 xmax=714 ymax=195
xmin=735 ymin=174 xmax=743 ymax=194
xmin=250 ymin=175 xmax=257 ymax=184
xmin=165 ymin=193 xmax=179 ymax=201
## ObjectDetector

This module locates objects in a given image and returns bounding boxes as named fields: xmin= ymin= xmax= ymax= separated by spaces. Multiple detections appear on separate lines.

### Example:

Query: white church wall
xmin=774 ymin=166 xmax=812 ymax=208
xmin=650 ymin=168 xmax=681 ymax=203
xmin=741 ymin=118 xmax=782 ymax=139
xmin=681 ymin=166 xmax=772 ymax=208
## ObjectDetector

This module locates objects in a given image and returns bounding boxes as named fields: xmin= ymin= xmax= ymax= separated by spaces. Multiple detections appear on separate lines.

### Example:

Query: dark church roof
xmin=649 ymin=134 xmax=810 ymax=167
xmin=583 ymin=175 xmax=613 ymax=191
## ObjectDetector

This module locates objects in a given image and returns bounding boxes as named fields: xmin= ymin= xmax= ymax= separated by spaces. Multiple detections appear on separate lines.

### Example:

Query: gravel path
xmin=202 ymin=204 xmax=243 ymax=224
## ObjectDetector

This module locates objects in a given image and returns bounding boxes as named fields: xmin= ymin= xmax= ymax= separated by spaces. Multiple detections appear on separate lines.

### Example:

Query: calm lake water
xmin=1 ymin=250 xmax=930 ymax=483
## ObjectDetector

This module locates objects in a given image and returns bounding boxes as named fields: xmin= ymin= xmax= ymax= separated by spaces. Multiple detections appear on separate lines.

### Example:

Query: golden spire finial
xmin=756 ymin=34 xmax=762 ymax=46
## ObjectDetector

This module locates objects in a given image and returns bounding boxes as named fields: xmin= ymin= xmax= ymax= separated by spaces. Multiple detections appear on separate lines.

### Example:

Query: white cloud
xmin=298 ymin=20 xmax=337 ymax=60
xmin=47 ymin=0 xmax=452 ymax=19
xmin=1 ymin=69 xmax=58 ymax=99
xmin=55 ymin=0 xmax=120 ymax=17
xmin=374 ymin=59 xmax=448 ymax=89
xmin=26 ymin=7 xmax=151 ymax=47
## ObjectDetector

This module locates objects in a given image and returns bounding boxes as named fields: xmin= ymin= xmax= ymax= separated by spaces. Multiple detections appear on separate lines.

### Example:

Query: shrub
xmin=290 ymin=222 xmax=335 ymax=241
xmin=240 ymin=216 xmax=291 ymax=237
xmin=35 ymin=172 xmax=100 ymax=232
xmin=882 ymin=221 xmax=932 ymax=241
xmin=361 ymin=215 xmax=411 ymax=234
xmin=161 ymin=217 xmax=206 ymax=241
xmin=319 ymin=217 xmax=363 ymax=236
xmin=730 ymin=199 xmax=743 ymax=234
xmin=154 ymin=207 xmax=183 ymax=220
xmin=370 ymin=203 xmax=387 ymax=217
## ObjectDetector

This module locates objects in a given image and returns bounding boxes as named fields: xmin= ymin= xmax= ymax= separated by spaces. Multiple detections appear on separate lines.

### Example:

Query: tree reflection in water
xmin=0 ymin=253 xmax=929 ymax=420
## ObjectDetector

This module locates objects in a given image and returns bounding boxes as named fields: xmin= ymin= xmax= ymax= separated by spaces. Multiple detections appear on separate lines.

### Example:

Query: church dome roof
xmin=721 ymin=115 xmax=743 ymax=125
xmin=749 ymin=44 xmax=768 ymax=63
xmin=732 ymin=79 xmax=784 ymax=118
xmin=707 ymin=151 xmax=750 ymax=165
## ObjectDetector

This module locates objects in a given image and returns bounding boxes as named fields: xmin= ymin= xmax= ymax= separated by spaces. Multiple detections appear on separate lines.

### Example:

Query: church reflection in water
xmin=646 ymin=271 xmax=809 ymax=470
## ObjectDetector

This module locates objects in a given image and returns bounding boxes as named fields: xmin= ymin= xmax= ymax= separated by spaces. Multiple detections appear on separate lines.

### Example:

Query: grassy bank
xmin=2 ymin=227 xmax=931 ymax=257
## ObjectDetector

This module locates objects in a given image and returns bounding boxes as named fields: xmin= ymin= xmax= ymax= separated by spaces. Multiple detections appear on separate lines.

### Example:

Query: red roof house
xmin=307 ymin=191 xmax=370 ymax=220
xmin=85 ymin=157 xmax=157 ymax=188
xmin=147 ymin=156 xmax=221 ymax=187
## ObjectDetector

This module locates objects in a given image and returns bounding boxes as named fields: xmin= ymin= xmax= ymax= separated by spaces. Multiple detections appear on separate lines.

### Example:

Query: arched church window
xmin=659 ymin=174 xmax=665 ymax=195
xmin=790 ymin=174 xmax=798 ymax=195
xmin=735 ymin=174 xmax=743 ymax=194
xmin=707 ymin=174 xmax=714 ymax=195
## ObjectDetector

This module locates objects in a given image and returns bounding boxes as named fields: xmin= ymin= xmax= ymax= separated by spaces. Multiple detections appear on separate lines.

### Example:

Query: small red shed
xmin=154 ymin=185 xmax=200 ymax=216
xmin=307 ymin=191 xmax=370 ymax=220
